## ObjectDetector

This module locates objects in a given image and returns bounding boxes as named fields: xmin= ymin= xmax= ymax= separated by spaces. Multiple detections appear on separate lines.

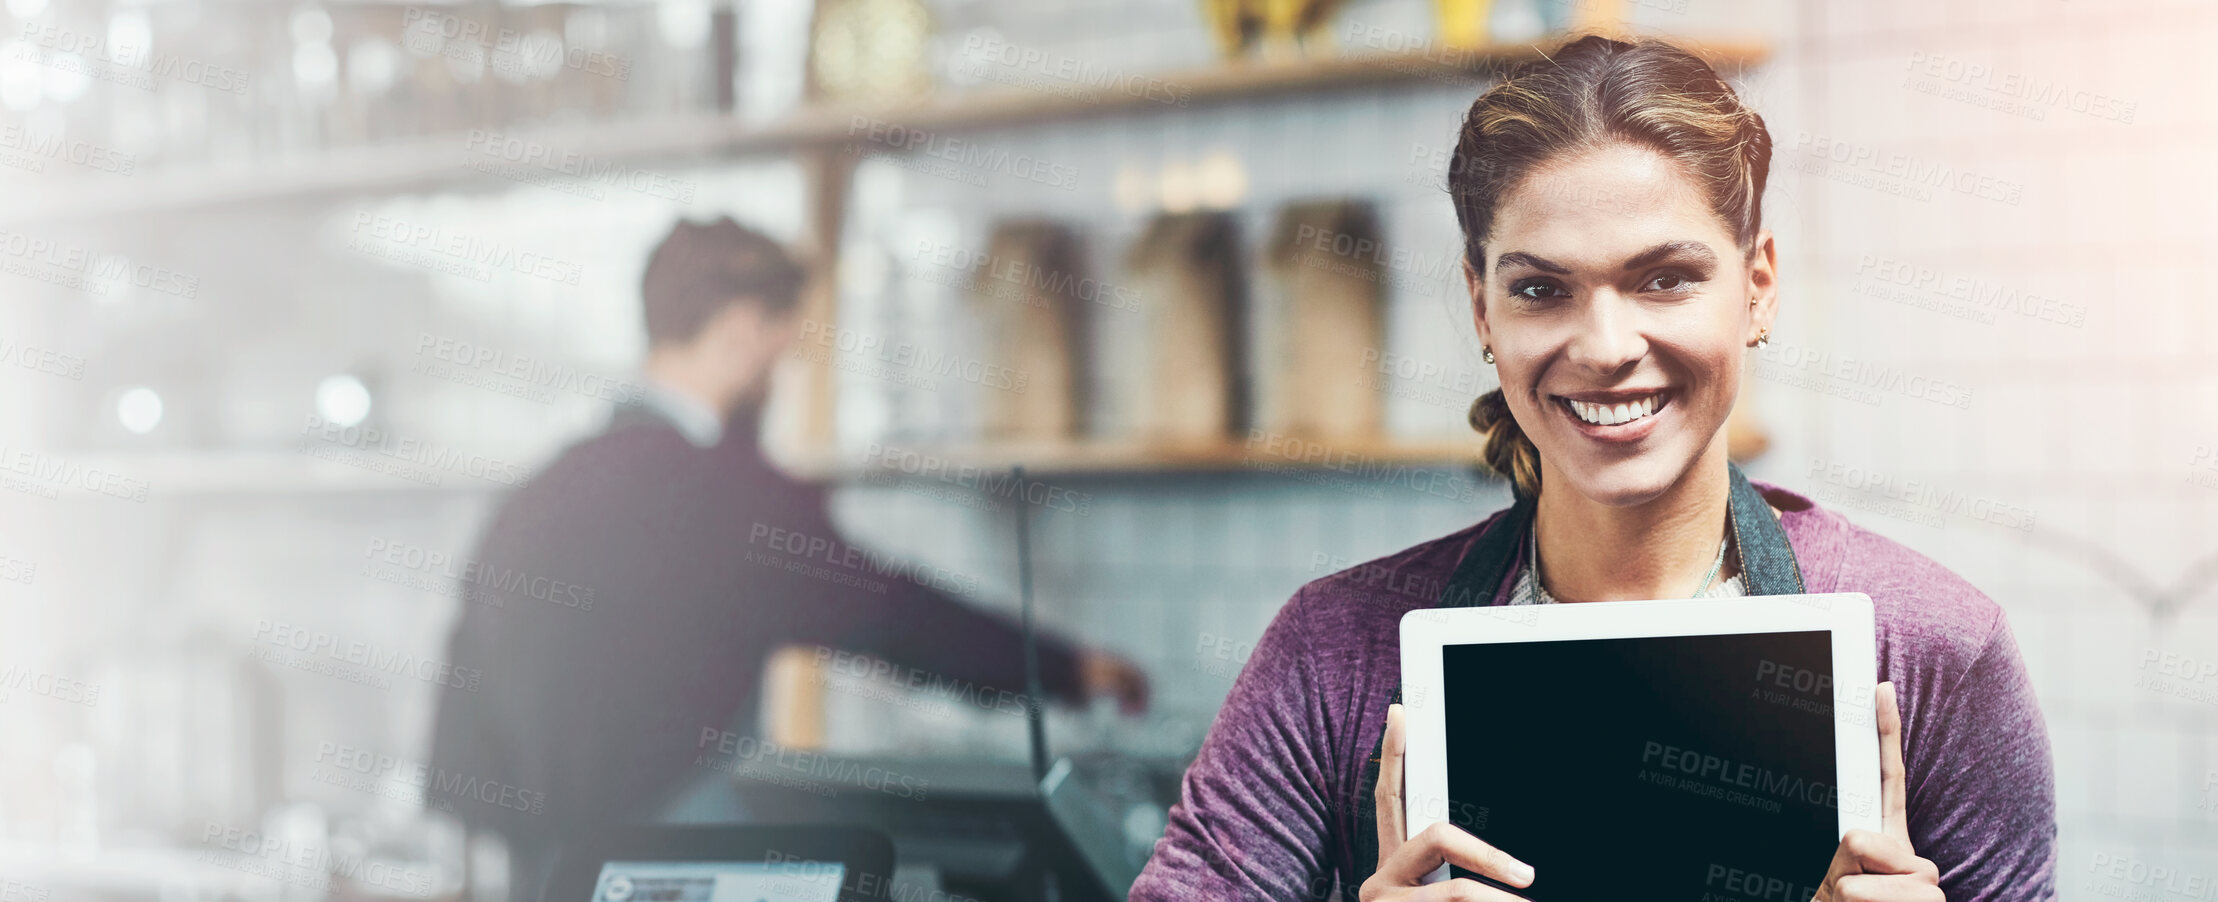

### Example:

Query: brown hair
xmin=1450 ymin=35 xmax=1772 ymax=496
xmin=640 ymin=217 xmax=806 ymax=345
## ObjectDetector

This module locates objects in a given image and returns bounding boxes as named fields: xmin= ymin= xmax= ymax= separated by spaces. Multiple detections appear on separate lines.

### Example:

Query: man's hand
xmin=1361 ymin=703 xmax=1535 ymax=901
xmin=1079 ymin=649 xmax=1149 ymax=715
xmin=1813 ymin=682 xmax=1942 ymax=902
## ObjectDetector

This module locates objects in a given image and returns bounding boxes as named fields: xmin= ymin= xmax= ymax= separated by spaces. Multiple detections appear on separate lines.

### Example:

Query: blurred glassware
xmin=1256 ymin=0 xmax=1344 ymax=59
xmin=92 ymin=634 xmax=281 ymax=848
xmin=1204 ymin=0 xmax=1345 ymax=61
xmin=1200 ymin=0 xmax=1262 ymax=61
xmin=1487 ymin=0 xmax=1547 ymax=43
xmin=5 ymin=2 xmax=721 ymax=188
xmin=1432 ymin=0 xmax=1494 ymax=47
xmin=808 ymin=0 xmax=934 ymax=104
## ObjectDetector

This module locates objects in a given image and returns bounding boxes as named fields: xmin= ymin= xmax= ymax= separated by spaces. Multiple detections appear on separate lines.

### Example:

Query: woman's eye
xmin=1510 ymin=280 xmax=1567 ymax=301
xmin=1643 ymin=272 xmax=1700 ymax=293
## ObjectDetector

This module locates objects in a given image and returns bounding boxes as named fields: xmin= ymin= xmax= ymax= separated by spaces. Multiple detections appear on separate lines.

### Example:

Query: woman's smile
xmin=1550 ymin=388 xmax=1672 ymax=443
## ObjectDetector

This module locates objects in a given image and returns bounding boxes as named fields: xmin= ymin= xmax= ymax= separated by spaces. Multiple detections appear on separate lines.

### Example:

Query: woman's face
xmin=1470 ymin=142 xmax=1777 ymax=507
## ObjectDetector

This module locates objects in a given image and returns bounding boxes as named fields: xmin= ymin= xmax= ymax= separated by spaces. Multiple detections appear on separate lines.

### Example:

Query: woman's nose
xmin=1563 ymin=291 xmax=1647 ymax=374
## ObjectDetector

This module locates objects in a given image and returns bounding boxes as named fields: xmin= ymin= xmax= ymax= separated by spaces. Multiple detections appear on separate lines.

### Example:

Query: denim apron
xmin=1344 ymin=463 xmax=1806 ymax=891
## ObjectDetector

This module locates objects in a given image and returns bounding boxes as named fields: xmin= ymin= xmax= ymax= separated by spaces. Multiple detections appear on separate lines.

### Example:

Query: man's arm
xmin=764 ymin=479 xmax=1092 ymax=705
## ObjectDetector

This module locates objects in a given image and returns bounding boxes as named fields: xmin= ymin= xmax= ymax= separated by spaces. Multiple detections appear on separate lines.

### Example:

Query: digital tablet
xmin=1398 ymin=594 xmax=1879 ymax=898
xmin=545 ymin=826 xmax=895 ymax=902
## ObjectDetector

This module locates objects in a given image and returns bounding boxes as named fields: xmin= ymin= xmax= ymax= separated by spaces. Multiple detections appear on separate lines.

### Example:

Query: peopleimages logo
xmin=0 ymin=230 xmax=199 ymax=299
xmin=460 ymin=130 xmax=695 ymax=202
xmin=2085 ymin=853 xmax=2216 ymax=899
xmin=314 ymin=741 xmax=546 ymax=815
xmin=414 ymin=333 xmax=644 ymax=405
xmin=909 ymin=238 xmax=1144 ymax=313
xmin=859 ymin=442 xmax=1093 ymax=514
xmin=14 ymin=21 xmax=251 ymax=95
xmin=0 ymin=337 xmax=87 ymax=381
xmin=401 ymin=7 xmax=630 ymax=82
xmin=746 ymin=524 xmax=980 ymax=597
xmin=1243 ymin=429 xmax=1484 ymax=504
xmin=1195 ymin=631 xmax=1255 ymax=678
xmin=0 ymin=124 xmax=135 ymax=175
xmin=0 ymin=443 xmax=150 ymax=501
xmin=696 ymin=727 xmax=930 ymax=800
xmin=1285 ymin=224 xmax=1459 ymax=298
xmin=848 ymin=117 xmax=1080 ymax=190
xmin=301 ymin=415 xmax=531 ymax=488
xmin=955 ymin=34 xmax=1190 ymax=107
xmin=0 ymin=666 xmax=100 ymax=707
xmin=813 ymin=647 xmax=1032 ymax=718
xmin=363 ymin=537 xmax=595 ymax=612
xmin=350 ymin=213 xmax=585 ymax=285
xmin=1639 ymin=740 xmax=1839 ymax=810
xmin=250 ymin=618 xmax=483 ymax=692
xmin=198 ymin=821 xmax=432 ymax=895
xmin=1706 ymin=863 xmax=1820 ymax=902
xmin=794 ymin=319 xmax=1029 ymax=394
xmin=1807 ymin=458 xmax=2036 ymax=530
xmin=2142 ymin=649 xmax=2218 ymax=684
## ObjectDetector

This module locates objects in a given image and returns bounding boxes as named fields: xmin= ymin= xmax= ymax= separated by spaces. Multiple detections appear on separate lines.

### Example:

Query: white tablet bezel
xmin=1397 ymin=593 xmax=1879 ymax=882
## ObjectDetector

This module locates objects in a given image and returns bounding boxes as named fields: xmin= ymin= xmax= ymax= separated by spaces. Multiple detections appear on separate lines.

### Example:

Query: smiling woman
xmin=1131 ymin=34 xmax=2055 ymax=902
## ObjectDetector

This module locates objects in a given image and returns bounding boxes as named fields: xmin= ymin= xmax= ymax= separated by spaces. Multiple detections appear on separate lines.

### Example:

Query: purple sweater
xmin=1131 ymin=482 xmax=2056 ymax=901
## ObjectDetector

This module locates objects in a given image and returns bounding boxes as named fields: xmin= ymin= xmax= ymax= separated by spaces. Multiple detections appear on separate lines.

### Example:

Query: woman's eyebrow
xmin=1494 ymin=242 xmax=1715 ymax=277
xmin=1494 ymin=251 xmax=1569 ymax=274
xmin=1621 ymin=240 xmax=1717 ymax=271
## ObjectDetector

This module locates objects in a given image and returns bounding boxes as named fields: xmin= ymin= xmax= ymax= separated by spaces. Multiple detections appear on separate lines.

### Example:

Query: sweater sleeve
xmin=1130 ymin=587 xmax=1342 ymax=901
xmin=1908 ymin=613 xmax=2058 ymax=901
xmin=770 ymin=478 xmax=1086 ymax=703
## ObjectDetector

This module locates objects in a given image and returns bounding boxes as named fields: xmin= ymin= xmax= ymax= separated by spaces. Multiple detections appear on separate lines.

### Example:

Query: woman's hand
xmin=1362 ymin=703 xmax=1537 ymax=901
xmin=1812 ymin=682 xmax=1943 ymax=902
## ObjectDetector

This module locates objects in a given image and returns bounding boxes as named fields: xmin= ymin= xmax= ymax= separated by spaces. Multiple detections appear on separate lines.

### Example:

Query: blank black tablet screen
xmin=1440 ymin=630 xmax=1839 ymax=901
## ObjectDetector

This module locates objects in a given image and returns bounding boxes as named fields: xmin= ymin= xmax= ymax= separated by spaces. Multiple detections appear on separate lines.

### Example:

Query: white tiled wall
xmin=1760 ymin=0 xmax=2218 ymax=885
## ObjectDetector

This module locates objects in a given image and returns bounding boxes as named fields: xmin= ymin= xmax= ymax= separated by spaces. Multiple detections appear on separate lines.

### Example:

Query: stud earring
xmin=1482 ymin=346 xmax=1495 ymax=365
xmin=1755 ymin=330 xmax=1770 ymax=348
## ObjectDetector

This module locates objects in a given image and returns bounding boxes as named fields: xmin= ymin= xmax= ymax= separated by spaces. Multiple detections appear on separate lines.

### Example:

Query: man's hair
xmin=640 ymin=217 xmax=806 ymax=345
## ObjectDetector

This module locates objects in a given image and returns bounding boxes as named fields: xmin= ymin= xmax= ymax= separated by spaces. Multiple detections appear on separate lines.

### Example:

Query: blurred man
xmin=426 ymin=217 xmax=1147 ymax=891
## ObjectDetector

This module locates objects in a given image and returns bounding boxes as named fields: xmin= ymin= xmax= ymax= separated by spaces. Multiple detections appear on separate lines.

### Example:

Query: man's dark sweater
xmin=425 ymin=402 xmax=1083 ymax=879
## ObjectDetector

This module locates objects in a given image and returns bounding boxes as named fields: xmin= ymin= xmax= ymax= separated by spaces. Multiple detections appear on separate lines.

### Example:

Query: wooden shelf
xmin=7 ymin=38 xmax=1769 ymax=225
xmin=779 ymin=436 xmax=1495 ymax=481
xmin=33 ymin=438 xmax=1490 ymax=498
xmin=57 ymin=451 xmax=512 ymax=498
xmin=767 ymin=35 xmax=1768 ymax=146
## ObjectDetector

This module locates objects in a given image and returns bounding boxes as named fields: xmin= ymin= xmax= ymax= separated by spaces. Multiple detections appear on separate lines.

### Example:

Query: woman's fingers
xmin=1875 ymin=682 xmax=1910 ymax=845
xmin=1375 ymin=822 xmax=1535 ymax=889
xmin=1363 ymin=706 xmax=1533 ymax=900
xmin=1375 ymin=703 xmax=1407 ymax=865
xmin=1812 ymin=830 xmax=1937 ymax=901
xmin=1837 ymin=830 xmax=1926 ymax=875
xmin=1809 ymin=685 xmax=1925 ymax=901
xmin=1831 ymin=874 xmax=1945 ymax=902
xmin=1406 ymin=878 xmax=1534 ymax=902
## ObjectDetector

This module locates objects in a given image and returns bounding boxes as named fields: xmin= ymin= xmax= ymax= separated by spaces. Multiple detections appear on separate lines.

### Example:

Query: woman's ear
xmin=1744 ymin=230 xmax=1780 ymax=345
xmin=1463 ymin=258 xmax=1491 ymax=351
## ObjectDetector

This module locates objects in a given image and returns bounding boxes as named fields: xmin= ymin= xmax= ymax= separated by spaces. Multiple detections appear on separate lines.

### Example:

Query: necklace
xmin=1527 ymin=518 xmax=1733 ymax=604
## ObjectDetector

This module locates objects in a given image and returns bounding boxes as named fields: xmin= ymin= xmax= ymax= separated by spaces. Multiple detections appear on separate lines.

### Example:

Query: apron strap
xmin=1344 ymin=463 xmax=1800 ymax=891
xmin=1727 ymin=462 xmax=1804 ymax=595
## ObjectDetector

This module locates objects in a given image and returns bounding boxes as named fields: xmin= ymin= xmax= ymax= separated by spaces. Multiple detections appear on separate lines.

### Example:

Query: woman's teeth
xmin=1566 ymin=394 xmax=1661 ymax=426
